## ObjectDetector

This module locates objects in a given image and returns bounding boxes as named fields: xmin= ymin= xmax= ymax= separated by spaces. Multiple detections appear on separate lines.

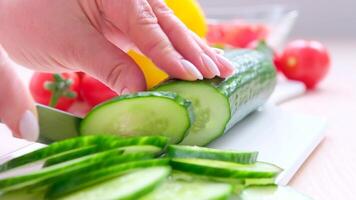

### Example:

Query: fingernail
xmin=19 ymin=110 xmax=39 ymax=142
xmin=201 ymin=54 xmax=220 ymax=76
xmin=181 ymin=59 xmax=203 ymax=80
xmin=212 ymin=48 xmax=224 ymax=55
xmin=217 ymin=55 xmax=235 ymax=74
xmin=121 ymin=88 xmax=130 ymax=95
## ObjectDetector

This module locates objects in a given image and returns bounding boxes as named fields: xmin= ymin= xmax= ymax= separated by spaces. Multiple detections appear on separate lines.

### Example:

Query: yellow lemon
xmin=165 ymin=0 xmax=207 ymax=38
xmin=128 ymin=50 xmax=169 ymax=89
xmin=129 ymin=0 xmax=207 ymax=89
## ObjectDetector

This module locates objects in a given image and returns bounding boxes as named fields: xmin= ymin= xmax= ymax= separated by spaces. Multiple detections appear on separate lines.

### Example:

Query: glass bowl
xmin=204 ymin=5 xmax=299 ymax=50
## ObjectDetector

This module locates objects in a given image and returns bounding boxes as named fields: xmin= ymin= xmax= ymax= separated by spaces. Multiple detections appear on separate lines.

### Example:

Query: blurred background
xmin=199 ymin=0 xmax=356 ymax=39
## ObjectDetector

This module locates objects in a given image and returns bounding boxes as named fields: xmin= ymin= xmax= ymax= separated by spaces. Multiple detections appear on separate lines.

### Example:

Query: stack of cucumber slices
xmin=77 ymin=43 xmax=277 ymax=146
xmin=0 ymin=136 xmax=311 ymax=199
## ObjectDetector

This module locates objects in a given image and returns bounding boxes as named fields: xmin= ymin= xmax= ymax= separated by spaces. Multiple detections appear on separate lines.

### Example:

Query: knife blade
xmin=36 ymin=104 xmax=82 ymax=143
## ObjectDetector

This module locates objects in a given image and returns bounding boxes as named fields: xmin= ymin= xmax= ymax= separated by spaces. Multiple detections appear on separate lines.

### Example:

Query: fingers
xmin=99 ymin=0 xmax=202 ymax=80
xmin=147 ymin=0 xmax=219 ymax=78
xmin=0 ymin=47 xmax=39 ymax=141
xmin=71 ymin=33 xmax=146 ymax=94
xmin=190 ymin=32 xmax=235 ymax=78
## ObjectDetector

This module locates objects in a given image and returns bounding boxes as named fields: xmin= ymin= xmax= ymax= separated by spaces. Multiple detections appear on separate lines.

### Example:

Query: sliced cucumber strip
xmin=168 ymin=145 xmax=258 ymax=164
xmin=0 ymin=136 xmax=167 ymax=173
xmin=0 ymin=135 xmax=121 ymax=173
xmin=155 ymin=46 xmax=276 ymax=146
xmin=0 ymin=150 xmax=154 ymax=193
xmin=43 ymin=145 xmax=98 ymax=167
xmin=80 ymin=92 xmax=194 ymax=144
xmin=58 ymin=166 xmax=171 ymax=200
xmin=140 ymin=179 xmax=233 ymax=200
xmin=171 ymin=158 xmax=282 ymax=179
xmin=120 ymin=145 xmax=163 ymax=155
xmin=0 ymin=188 xmax=45 ymax=200
xmin=47 ymin=159 xmax=169 ymax=199
xmin=239 ymin=185 xmax=312 ymax=200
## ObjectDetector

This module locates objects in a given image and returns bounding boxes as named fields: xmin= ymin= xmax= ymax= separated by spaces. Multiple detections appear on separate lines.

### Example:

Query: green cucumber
xmin=140 ymin=179 xmax=233 ymax=200
xmin=0 ymin=150 xmax=155 ymax=193
xmin=0 ymin=136 xmax=167 ymax=173
xmin=57 ymin=166 xmax=171 ymax=200
xmin=155 ymin=45 xmax=276 ymax=145
xmin=43 ymin=145 xmax=98 ymax=167
xmin=0 ymin=135 xmax=121 ymax=173
xmin=239 ymin=185 xmax=312 ymax=200
xmin=47 ymin=159 xmax=169 ymax=199
xmin=171 ymin=158 xmax=282 ymax=179
xmin=120 ymin=145 xmax=163 ymax=155
xmin=80 ymin=92 xmax=194 ymax=144
xmin=167 ymin=145 xmax=258 ymax=164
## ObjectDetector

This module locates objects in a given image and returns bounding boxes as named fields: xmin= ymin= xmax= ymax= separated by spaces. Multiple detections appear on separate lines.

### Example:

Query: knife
xmin=36 ymin=104 xmax=82 ymax=143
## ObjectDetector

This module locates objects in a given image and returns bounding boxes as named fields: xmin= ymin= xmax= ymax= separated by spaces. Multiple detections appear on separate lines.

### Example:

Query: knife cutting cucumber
xmin=140 ymin=179 xmax=233 ymax=200
xmin=80 ymin=92 xmax=194 ymax=144
xmin=167 ymin=145 xmax=258 ymax=164
xmin=57 ymin=166 xmax=171 ymax=200
xmin=171 ymin=158 xmax=282 ymax=179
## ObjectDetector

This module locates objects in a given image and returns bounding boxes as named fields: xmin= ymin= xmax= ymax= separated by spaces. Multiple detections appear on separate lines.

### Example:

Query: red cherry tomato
xmin=279 ymin=40 xmax=330 ymax=89
xmin=80 ymin=75 xmax=118 ymax=107
xmin=30 ymin=73 xmax=80 ymax=110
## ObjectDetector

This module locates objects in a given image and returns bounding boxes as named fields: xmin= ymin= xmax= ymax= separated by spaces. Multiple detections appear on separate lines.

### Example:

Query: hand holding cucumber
xmin=0 ymin=0 xmax=234 ymax=141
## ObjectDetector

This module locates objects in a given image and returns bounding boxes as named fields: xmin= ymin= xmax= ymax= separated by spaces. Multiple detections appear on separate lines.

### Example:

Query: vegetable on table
xmin=30 ymin=72 xmax=80 ymax=111
xmin=0 ymin=136 xmax=311 ymax=200
xmin=277 ymin=40 xmax=330 ymax=89
xmin=155 ymin=44 xmax=277 ymax=146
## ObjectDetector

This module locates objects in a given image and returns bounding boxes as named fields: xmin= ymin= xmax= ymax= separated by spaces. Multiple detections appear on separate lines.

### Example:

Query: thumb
xmin=72 ymin=35 xmax=146 ymax=94
xmin=0 ymin=47 xmax=39 ymax=141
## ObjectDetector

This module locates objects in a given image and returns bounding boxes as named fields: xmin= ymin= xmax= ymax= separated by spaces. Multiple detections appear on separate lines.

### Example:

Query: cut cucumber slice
xmin=80 ymin=92 xmax=194 ymax=144
xmin=167 ymin=145 xmax=258 ymax=164
xmin=155 ymin=46 xmax=276 ymax=146
xmin=239 ymin=185 xmax=312 ymax=200
xmin=140 ymin=179 xmax=233 ymax=200
xmin=0 ymin=136 xmax=167 ymax=173
xmin=43 ymin=145 xmax=98 ymax=167
xmin=57 ymin=166 xmax=171 ymax=200
xmin=47 ymin=159 xmax=169 ymax=199
xmin=155 ymin=81 xmax=229 ymax=146
xmin=0 ymin=150 xmax=154 ymax=193
xmin=171 ymin=158 xmax=282 ymax=179
xmin=0 ymin=135 xmax=121 ymax=173
xmin=120 ymin=145 xmax=163 ymax=155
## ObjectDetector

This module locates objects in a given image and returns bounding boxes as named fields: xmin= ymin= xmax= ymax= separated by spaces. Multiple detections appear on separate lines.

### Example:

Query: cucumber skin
xmin=47 ymin=159 xmax=170 ymax=199
xmin=43 ymin=145 xmax=98 ymax=167
xmin=0 ymin=135 xmax=120 ymax=173
xmin=80 ymin=91 xmax=195 ymax=144
xmin=0 ymin=136 xmax=168 ymax=173
xmin=0 ymin=151 xmax=155 ymax=193
xmin=167 ymin=145 xmax=258 ymax=164
xmin=217 ymin=50 xmax=277 ymax=131
xmin=170 ymin=159 xmax=281 ymax=179
xmin=155 ymin=48 xmax=276 ymax=145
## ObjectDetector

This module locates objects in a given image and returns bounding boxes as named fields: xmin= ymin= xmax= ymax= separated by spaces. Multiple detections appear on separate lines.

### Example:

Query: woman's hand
xmin=0 ymin=0 xmax=234 ymax=141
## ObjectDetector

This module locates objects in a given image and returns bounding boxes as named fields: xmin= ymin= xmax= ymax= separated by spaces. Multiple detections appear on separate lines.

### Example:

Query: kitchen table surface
xmin=283 ymin=40 xmax=356 ymax=200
